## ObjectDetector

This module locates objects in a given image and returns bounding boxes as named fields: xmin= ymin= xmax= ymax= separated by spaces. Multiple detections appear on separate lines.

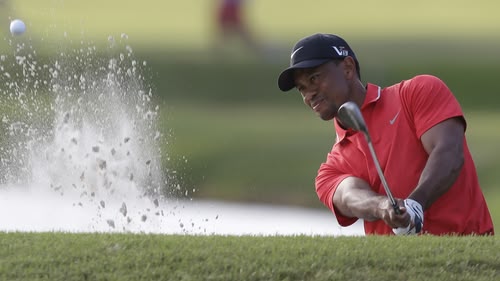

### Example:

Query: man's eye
xmin=310 ymin=74 xmax=319 ymax=83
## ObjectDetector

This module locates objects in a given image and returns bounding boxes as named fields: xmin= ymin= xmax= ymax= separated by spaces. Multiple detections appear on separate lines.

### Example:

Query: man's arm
xmin=332 ymin=176 xmax=410 ymax=229
xmin=408 ymin=117 xmax=465 ymax=210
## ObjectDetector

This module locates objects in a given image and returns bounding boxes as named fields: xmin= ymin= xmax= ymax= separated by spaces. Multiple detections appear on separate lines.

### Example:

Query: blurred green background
xmin=2 ymin=1 xmax=499 ymax=226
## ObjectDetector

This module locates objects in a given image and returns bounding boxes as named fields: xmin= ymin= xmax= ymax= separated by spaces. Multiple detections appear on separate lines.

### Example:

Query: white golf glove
xmin=392 ymin=199 xmax=424 ymax=235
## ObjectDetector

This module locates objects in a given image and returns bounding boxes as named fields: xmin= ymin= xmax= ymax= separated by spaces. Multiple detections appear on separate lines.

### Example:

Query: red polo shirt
xmin=316 ymin=75 xmax=494 ymax=235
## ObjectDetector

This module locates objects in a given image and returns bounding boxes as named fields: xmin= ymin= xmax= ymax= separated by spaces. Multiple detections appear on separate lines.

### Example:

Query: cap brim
xmin=277 ymin=59 xmax=332 ymax=92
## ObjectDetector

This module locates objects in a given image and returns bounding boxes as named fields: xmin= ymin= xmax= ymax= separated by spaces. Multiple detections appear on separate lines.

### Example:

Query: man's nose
xmin=302 ymin=88 xmax=316 ymax=104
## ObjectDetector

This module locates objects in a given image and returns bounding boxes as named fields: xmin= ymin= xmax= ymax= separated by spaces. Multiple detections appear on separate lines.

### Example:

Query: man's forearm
xmin=409 ymin=145 xmax=464 ymax=210
xmin=334 ymin=177 xmax=387 ymax=221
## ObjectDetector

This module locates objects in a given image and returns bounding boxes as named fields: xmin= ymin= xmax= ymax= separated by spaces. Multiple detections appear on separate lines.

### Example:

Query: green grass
xmin=466 ymin=111 xmax=500 ymax=227
xmin=159 ymin=102 xmax=331 ymax=207
xmin=0 ymin=232 xmax=499 ymax=281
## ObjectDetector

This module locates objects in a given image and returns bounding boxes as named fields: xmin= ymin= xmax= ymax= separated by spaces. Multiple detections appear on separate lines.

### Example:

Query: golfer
xmin=277 ymin=33 xmax=494 ymax=235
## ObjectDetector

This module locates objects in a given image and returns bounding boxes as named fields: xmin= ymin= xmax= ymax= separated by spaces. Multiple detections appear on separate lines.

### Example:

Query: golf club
xmin=337 ymin=101 xmax=401 ymax=214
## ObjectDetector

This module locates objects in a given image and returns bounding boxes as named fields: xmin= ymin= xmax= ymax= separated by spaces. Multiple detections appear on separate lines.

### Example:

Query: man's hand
xmin=392 ymin=199 xmax=424 ymax=235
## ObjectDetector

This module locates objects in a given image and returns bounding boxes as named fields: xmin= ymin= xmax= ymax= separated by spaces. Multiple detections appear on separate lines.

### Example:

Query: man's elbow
xmin=452 ymin=150 xmax=464 ymax=177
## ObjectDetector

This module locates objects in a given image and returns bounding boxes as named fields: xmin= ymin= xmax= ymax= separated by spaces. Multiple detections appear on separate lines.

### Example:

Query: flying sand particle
xmin=119 ymin=202 xmax=127 ymax=217
xmin=107 ymin=219 xmax=115 ymax=228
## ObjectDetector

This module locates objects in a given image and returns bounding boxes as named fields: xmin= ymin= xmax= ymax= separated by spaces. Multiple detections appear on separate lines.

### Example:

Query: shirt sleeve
xmin=315 ymin=150 xmax=359 ymax=226
xmin=401 ymin=75 xmax=466 ymax=138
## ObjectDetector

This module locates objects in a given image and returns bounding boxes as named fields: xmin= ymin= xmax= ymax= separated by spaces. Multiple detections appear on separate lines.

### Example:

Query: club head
xmin=337 ymin=101 xmax=368 ymax=133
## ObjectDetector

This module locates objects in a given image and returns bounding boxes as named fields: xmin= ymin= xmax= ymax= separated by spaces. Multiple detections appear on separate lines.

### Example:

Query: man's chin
xmin=318 ymin=112 xmax=335 ymax=121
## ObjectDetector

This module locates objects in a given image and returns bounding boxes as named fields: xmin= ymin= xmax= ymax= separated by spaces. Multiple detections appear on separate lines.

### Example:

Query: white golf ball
xmin=10 ymin=19 xmax=26 ymax=36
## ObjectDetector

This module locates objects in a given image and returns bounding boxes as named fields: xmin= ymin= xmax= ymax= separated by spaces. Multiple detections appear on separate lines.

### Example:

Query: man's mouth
xmin=311 ymin=99 xmax=323 ymax=111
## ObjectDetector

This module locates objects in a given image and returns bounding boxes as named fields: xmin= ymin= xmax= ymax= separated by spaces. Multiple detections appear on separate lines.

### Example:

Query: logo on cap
xmin=332 ymin=46 xmax=349 ymax=56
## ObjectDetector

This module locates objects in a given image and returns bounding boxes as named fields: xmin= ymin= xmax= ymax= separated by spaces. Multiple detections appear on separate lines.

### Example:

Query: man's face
xmin=293 ymin=59 xmax=351 ymax=121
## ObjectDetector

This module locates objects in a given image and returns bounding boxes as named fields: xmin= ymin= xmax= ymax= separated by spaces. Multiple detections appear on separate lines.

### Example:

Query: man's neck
xmin=351 ymin=79 xmax=367 ymax=108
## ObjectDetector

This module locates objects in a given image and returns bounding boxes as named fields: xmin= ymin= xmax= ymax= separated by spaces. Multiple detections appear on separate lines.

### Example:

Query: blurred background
xmin=1 ymin=0 xmax=499 ymax=227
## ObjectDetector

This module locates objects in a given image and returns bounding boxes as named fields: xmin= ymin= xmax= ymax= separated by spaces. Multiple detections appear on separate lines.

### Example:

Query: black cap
xmin=277 ymin=33 xmax=358 ymax=92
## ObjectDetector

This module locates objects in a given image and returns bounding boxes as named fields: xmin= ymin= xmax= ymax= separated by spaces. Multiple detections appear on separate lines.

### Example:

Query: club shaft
xmin=366 ymin=140 xmax=401 ymax=214
xmin=338 ymin=101 xmax=401 ymax=214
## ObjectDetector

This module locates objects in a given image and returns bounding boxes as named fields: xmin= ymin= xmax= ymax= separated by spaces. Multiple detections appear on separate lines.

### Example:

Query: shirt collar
xmin=334 ymin=83 xmax=381 ymax=142
xmin=361 ymin=83 xmax=382 ymax=108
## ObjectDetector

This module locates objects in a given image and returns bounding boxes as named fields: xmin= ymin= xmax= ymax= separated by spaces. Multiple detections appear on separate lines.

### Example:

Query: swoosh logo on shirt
xmin=290 ymin=46 xmax=304 ymax=60
xmin=389 ymin=109 xmax=401 ymax=125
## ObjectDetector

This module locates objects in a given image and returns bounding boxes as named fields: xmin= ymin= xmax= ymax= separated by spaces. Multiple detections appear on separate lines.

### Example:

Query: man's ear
xmin=343 ymin=56 xmax=356 ymax=79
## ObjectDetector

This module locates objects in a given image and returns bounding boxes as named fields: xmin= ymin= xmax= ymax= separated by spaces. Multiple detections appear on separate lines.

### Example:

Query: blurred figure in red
xmin=214 ymin=0 xmax=261 ymax=55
